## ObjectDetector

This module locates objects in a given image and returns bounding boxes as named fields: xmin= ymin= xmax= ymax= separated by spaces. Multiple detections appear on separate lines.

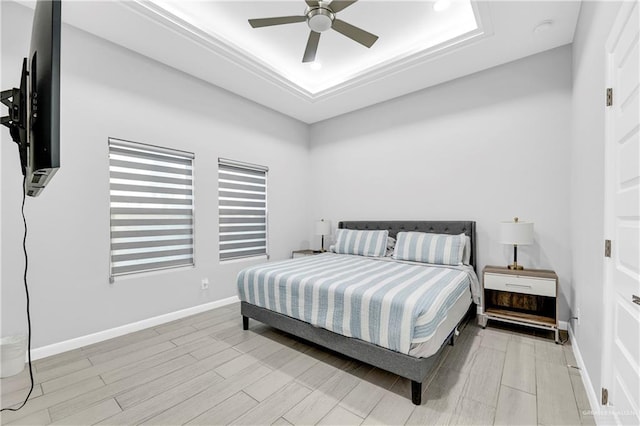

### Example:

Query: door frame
xmin=602 ymin=0 xmax=639 ymax=422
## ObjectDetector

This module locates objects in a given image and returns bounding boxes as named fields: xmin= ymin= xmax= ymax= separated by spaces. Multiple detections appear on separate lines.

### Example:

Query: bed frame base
xmin=241 ymin=301 xmax=475 ymax=405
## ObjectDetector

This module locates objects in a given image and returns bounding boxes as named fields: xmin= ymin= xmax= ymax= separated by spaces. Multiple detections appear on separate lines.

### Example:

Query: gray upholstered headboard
xmin=338 ymin=220 xmax=477 ymax=271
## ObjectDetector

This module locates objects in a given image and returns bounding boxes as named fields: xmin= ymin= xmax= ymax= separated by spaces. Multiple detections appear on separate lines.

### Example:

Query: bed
xmin=238 ymin=220 xmax=477 ymax=405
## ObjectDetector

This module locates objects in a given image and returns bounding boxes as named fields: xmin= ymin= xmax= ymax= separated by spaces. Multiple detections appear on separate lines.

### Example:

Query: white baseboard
xmin=568 ymin=325 xmax=613 ymax=426
xmin=30 ymin=296 xmax=239 ymax=360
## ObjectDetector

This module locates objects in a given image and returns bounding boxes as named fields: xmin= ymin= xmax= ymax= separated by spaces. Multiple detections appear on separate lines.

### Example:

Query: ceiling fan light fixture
xmin=307 ymin=8 xmax=334 ymax=32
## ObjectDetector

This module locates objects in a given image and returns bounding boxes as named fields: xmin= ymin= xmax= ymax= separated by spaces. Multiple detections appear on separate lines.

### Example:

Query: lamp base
xmin=507 ymin=263 xmax=524 ymax=270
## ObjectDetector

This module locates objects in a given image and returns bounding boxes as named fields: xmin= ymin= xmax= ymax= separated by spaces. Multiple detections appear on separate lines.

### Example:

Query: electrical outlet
xmin=201 ymin=278 xmax=209 ymax=290
xmin=576 ymin=307 xmax=581 ymax=326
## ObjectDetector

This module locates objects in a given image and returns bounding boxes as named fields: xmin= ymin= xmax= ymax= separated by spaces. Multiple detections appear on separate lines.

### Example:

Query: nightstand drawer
xmin=484 ymin=273 xmax=556 ymax=297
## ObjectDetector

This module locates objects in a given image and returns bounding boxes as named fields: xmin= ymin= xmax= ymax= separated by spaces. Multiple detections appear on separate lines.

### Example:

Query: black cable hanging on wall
xmin=1 ymin=176 xmax=35 ymax=412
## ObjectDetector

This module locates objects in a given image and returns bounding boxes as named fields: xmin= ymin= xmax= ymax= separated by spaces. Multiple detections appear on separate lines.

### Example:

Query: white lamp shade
xmin=315 ymin=220 xmax=331 ymax=236
xmin=499 ymin=221 xmax=534 ymax=245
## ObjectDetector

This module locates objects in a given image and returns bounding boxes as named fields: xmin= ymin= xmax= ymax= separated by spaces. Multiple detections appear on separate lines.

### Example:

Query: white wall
xmin=309 ymin=46 xmax=573 ymax=320
xmin=1 ymin=1 xmax=310 ymax=347
xmin=570 ymin=0 xmax=622 ymax=403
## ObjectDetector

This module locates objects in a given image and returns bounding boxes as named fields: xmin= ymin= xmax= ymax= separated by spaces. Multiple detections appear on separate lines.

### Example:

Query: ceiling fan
xmin=248 ymin=0 xmax=379 ymax=63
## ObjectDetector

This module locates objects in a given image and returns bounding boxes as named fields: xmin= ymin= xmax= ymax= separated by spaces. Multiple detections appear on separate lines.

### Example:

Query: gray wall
xmin=1 ymin=1 xmax=310 ymax=347
xmin=570 ymin=0 xmax=622 ymax=402
xmin=309 ymin=46 xmax=573 ymax=321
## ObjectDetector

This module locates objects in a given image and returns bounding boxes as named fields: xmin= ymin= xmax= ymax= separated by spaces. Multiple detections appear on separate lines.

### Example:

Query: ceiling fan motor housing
xmin=306 ymin=7 xmax=335 ymax=32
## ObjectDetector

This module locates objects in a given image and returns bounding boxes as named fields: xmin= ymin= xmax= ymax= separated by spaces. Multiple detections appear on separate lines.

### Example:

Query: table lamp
xmin=500 ymin=217 xmax=534 ymax=270
xmin=315 ymin=219 xmax=331 ymax=252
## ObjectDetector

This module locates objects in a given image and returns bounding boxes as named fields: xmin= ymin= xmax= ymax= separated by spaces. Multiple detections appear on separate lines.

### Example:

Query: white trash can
xmin=1 ymin=334 xmax=27 ymax=378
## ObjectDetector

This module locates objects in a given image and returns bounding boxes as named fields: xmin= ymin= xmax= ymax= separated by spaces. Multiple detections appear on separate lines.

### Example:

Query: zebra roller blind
xmin=218 ymin=158 xmax=268 ymax=261
xmin=109 ymin=138 xmax=195 ymax=278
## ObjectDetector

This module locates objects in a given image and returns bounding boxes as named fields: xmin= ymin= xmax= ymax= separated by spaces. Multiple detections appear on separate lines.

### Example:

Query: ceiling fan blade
xmin=305 ymin=0 xmax=319 ymax=7
xmin=331 ymin=19 xmax=378 ymax=48
xmin=248 ymin=16 xmax=306 ymax=28
xmin=329 ymin=1 xmax=358 ymax=13
xmin=302 ymin=31 xmax=321 ymax=63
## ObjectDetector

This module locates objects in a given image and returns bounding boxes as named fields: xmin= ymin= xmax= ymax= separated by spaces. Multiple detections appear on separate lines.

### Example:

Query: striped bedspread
xmin=237 ymin=253 xmax=476 ymax=355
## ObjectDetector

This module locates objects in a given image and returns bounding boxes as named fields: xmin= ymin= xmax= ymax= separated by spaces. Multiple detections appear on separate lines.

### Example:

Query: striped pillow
xmin=393 ymin=232 xmax=466 ymax=265
xmin=334 ymin=229 xmax=388 ymax=257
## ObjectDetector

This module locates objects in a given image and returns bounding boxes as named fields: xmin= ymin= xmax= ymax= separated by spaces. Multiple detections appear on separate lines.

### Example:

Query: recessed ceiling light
xmin=534 ymin=20 xmax=554 ymax=34
xmin=310 ymin=62 xmax=322 ymax=70
xmin=433 ymin=0 xmax=451 ymax=12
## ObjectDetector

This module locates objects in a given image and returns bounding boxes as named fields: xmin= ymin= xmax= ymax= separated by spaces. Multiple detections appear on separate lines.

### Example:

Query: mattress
xmin=237 ymin=253 xmax=479 ymax=356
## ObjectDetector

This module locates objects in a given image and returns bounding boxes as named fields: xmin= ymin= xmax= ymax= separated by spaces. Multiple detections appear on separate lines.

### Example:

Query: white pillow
xmin=334 ymin=229 xmax=388 ymax=257
xmin=393 ymin=232 xmax=466 ymax=266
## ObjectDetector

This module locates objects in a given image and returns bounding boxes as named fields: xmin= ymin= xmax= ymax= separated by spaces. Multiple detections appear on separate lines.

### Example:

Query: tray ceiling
xmin=19 ymin=0 xmax=582 ymax=123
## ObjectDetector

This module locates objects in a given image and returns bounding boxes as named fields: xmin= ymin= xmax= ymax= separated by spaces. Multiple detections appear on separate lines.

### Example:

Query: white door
xmin=603 ymin=2 xmax=640 ymax=425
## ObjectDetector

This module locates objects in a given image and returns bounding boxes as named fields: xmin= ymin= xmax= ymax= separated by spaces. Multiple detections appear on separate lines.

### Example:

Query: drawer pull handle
xmin=633 ymin=295 xmax=640 ymax=306
xmin=505 ymin=283 xmax=532 ymax=289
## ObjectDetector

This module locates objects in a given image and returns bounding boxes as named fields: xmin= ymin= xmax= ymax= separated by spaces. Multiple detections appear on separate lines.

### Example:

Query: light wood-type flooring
xmin=1 ymin=302 xmax=594 ymax=425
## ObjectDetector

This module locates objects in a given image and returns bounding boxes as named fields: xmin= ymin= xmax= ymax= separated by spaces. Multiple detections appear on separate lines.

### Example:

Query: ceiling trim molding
xmin=124 ymin=0 xmax=494 ymax=102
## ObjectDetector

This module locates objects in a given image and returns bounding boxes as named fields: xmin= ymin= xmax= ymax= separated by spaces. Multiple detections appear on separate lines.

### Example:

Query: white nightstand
xmin=479 ymin=265 xmax=559 ymax=343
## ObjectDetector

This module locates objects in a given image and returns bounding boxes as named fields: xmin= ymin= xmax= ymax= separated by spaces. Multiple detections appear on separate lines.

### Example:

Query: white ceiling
xmin=54 ymin=1 xmax=581 ymax=123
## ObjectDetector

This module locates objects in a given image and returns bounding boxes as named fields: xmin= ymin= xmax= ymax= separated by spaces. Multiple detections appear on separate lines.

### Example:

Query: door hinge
xmin=602 ymin=387 xmax=609 ymax=405
xmin=606 ymin=88 xmax=613 ymax=106
xmin=605 ymin=239 xmax=612 ymax=257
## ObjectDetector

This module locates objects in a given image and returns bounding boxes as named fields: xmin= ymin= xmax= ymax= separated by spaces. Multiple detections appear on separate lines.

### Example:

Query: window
xmin=218 ymin=158 xmax=268 ymax=261
xmin=109 ymin=138 xmax=194 ymax=279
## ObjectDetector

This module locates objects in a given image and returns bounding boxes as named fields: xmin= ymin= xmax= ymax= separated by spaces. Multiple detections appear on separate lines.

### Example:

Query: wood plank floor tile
xmin=271 ymin=416 xmax=294 ymax=426
xmin=99 ymin=338 xmax=211 ymax=384
xmin=142 ymin=365 xmax=271 ymax=425
xmin=49 ymin=353 xmax=197 ymax=421
xmin=479 ymin=328 xmax=510 ymax=352
xmin=283 ymin=370 xmax=360 ymax=425
xmin=463 ymin=346 xmax=505 ymax=407
xmin=570 ymin=373 xmax=598 ymax=425
xmin=4 ymin=408 xmax=51 ymax=426
xmin=295 ymin=361 xmax=343 ymax=390
xmin=185 ymin=391 xmax=259 ymax=426
xmin=534 ymin=339 xmax=566 ymax=366
xmin=450 ymin=397 xmax=496 ymax=425
xmin=97 ymin=369 xmax=223 ymax=425
xmin=233 ymin=381 xmax=312 ymax=425
xmin=536 ymin=358 xmax=581 ymax=425
xmin=361 ymin=390 xmax=416 ymax=425
xmin=113 ymin=349 xmax=237 ymax=410
xmin=41 ymin=341 xmax=176 ymax=393
xmin=501 ymin=339 xmax=536 ymax=395
xmin=0 ymin=376 xmax=105 ymax=424
xmin=188 ymin=337 xmax=233 ymax=360
xmin=339 ymin=379 xmax=389 ymax=419
xmin=87 ymin=326 xmax=194 ymax=365
xmin=34 ymin=358 xmax=93 ymax=385
xmin=33 ymin=349 xmax=87 ymax=373
xmin=494 ymin=385 xmax=537 ymax=425
xmin=80 ymin=328 xmax=159 ymax=358
xmin=50 ymin=398 xmax=121 ymax=425
xmin=0 ymin=303 xmax=595 ymax=426
xmin=244 ymin=351 xmax=318 ymax=402
xmin=1 ymin=384 xmax=43 ymax=408
xmin=318 ymin=405 xmax=364 ymax=425
xmin=190 ymin=310 xmax=238 ymax=330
